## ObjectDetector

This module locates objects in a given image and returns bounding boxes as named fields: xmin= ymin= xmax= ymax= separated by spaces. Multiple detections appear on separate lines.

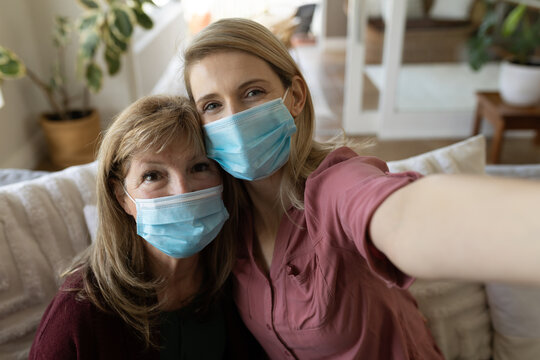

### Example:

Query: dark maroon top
xmin=29 ymin=273 xmax=263 ymax=359
xmin=232 ymin=147 xmax=444 ymax=359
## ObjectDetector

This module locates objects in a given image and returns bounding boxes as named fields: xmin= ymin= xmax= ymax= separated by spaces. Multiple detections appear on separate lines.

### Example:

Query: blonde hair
xmin=64 ymin=95 xmax=240 ymax=347
xmin=183 ymin=18 xmax=358 ymax=209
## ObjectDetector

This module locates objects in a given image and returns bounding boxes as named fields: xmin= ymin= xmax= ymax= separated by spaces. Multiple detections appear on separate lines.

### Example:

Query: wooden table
xmin=472 ymin=92 xmax=540 ymax=164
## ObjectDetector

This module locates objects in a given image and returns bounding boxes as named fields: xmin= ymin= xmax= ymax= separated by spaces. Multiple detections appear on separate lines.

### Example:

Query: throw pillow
xmin=387 ymin=134 xmax=486 ymax=175
xmin=387 ymin=135 xmax=492 ymax=360
xmin=0 ymin=162 xmax=97 ymax=359
xmin=429 ymin=0 xmax=475 ymax=20
xmin=483 ymin=166 xmax=540 ymax=360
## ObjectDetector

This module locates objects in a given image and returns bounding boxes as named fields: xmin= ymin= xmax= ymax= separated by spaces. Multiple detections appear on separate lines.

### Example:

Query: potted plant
xmin=467 ymin=1 xmax=540 ymax=107
xmin=0 ymin=0 xmax=154 ymax=169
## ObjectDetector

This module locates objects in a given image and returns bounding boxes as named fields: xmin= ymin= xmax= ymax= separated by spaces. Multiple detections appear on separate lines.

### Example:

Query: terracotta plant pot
xmin=40 ymin=109 xmax=101 ymax=169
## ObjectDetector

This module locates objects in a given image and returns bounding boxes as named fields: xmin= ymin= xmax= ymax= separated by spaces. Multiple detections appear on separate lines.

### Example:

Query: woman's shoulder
xmin=30 ymin=269 xmax=154 ymax=359
xmin=29 ymin=271 xmax=98 ymax=359
xmin=308 ymin=146 xmax=390 ymax=182
xmin=35 ymin=271 xmax=97 ymax=333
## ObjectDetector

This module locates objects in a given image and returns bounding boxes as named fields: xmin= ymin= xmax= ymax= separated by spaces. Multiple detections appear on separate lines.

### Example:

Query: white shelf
xmin=365 ymin=62 xmax=500 ymax=112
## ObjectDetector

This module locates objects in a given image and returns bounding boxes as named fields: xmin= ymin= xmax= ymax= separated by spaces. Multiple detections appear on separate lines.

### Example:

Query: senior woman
xmin=28 ymin=95 xmax=259 ymax=359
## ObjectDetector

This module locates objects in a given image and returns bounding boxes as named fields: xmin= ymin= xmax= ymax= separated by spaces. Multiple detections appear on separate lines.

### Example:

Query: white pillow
xmin=487 ymin=283 xmax=540 ymax=360
xmin=387 ymin=135 xmax=492 ymax=360
xmin=387 ymin=134 xmax=486 ymax=175
xmin=483 ymin=165 xmax=540 ymax=360
xmin=83 ymin=205 xmax=98 ymax=243
xmin=0 ymin=162 xmax=97 ymax=359
xmin=429 ymin=0 xmax=475 ymax=20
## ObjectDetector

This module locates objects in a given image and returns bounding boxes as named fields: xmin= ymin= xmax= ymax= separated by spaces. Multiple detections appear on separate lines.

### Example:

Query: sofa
xmin=0 ymin=135 xmax=539 ymax=359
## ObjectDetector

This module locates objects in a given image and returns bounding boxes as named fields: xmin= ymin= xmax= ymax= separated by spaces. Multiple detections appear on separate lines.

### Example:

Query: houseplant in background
xmin=0 ymin=0 xmax=155 ymax=169
xmin=467 ymin=0 xmax=540 ymax=107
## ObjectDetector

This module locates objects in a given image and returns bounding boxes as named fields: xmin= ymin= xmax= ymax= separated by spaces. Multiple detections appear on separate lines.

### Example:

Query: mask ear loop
xmin=123 ymin=184 xmax=136 ymax=204
xmin=282 ymin=87 xmax=290 ymax=101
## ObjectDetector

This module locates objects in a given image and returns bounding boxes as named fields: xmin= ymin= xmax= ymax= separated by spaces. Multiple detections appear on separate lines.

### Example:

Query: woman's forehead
xmin=189 ymin=51 xmax=280 ymax=95
xmin=132 ymin=130 xmax=202 ymax=157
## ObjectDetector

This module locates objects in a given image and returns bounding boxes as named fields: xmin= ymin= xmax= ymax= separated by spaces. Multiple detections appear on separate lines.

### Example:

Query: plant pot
xmin=40 ymin=109 xmax=101 ymax=169
xmin=499 ymin=61 xmax=540 ymax=107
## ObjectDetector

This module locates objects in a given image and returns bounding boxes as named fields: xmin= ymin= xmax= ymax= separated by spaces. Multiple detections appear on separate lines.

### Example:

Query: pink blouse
xmin=232 ymin=147 xmax=444 ymax=359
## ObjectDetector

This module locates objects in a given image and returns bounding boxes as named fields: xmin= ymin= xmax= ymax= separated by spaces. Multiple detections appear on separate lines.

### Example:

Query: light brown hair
xmin=65 ymin=95 xmax=241 ymax=347
xmin=183 ymin=18 xmax=359 ymax=209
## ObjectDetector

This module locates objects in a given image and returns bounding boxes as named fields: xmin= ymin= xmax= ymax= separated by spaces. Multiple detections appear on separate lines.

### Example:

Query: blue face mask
xmin=124 ymin=185 xmax=229 ymax=258
xmin=203 ymin=89 xmax=297 ymax=180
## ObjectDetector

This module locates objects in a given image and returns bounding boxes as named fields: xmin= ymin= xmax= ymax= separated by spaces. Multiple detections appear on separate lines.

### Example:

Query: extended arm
xmin=370 ymin=174 xmax=540 ymax=285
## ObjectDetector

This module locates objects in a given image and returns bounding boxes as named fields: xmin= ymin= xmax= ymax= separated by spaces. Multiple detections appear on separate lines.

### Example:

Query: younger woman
xmin=182 ymin=18 xmax=540 ymax=359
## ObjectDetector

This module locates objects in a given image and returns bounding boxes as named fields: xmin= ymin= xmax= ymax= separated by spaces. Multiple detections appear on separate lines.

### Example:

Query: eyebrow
xmin=195 ymin=78 xmax=272 ymax=106
xmin=136 ymin=153 xmax=200 ymax=166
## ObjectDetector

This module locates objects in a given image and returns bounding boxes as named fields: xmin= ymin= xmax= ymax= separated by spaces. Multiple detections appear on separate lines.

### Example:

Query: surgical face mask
xmin=203 ymin=89 xmax=297 ymax=180
xmin=124 ymin=185 xmax=229 ymax=258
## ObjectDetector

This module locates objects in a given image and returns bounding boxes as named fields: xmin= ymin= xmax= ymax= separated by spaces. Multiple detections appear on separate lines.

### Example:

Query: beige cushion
xmin=493 ymin=332 xmax=540 ymax=360
xmin=483 ymin=166 xmax=540 ymax=360
xmin=387 ymin=135 xmax=492 ymax=360
xmin=486 ymin=265 xmax=540 ymax=360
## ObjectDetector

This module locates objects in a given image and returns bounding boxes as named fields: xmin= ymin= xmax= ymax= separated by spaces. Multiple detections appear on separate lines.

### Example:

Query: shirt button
xmin=266 ymin=324 xmax=272 ymax=330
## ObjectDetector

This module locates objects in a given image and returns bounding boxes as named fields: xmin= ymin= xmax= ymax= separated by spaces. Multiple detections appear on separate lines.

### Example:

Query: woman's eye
xmin=203 ymin=102 xmax=220 ymax=112
xmin=246 ymin=89 xmax=264 ymax=98
xmin=192 ymin=162 xmax=210 ymax=173
xmin=142 ymin=171 xmax=161 ymax=182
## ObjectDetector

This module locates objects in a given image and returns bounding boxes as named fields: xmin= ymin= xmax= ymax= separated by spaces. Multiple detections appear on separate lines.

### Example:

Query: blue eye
xmin=203 ymin=102 xmax=220 ymax=112
xmin=246 ymin=89 xmax=263 ymax=97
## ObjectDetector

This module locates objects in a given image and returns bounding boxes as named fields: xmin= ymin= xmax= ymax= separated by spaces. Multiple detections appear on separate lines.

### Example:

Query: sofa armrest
xmin=0 ymin=169 xmax=50 ymax=187
xmin=0 ymin=161 xmax=97 ymax=359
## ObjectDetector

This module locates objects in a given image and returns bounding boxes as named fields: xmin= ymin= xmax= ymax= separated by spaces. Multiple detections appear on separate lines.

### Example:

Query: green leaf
xmin=467 ymin=36 xmax=493 ymax=71
xmin=105 ymin=25 xmax=128 ymax=53
xmin=78 ymin=0 xmax=99 ymax=9
xmin=0 ymin=47 xmax=26 ymax=78
xmin=502 ymin=4 xmax=526 ymax=37
xmin=109 ymin=6 xmax=134 ymax=40
xmin=105 ymin=47 xmax=120 ymax=75
xmin=477 ymin=6 xmax=498 ymax=37
xmin=532 ymin=18 xmax=540 ymax=44
xmin=0 ymin=59 xmax=24 ymax=78
xmin=79 ymin=30 xmax=100 ymax=59
xmin=86 ymin=62 xmax=103 ymax=92
xmin=0 ymin=48 xmax=10 ymax=65
xmin=53 ymin=16 xmax=72 ymax=47
xmin=78 ymin=11 xmax=103 ymax=32
xmin=133 ymin=6 xmax=153 ymax=29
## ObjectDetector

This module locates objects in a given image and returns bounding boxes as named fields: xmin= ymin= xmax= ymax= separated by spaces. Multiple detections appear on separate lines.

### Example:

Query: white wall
xmin=0 ymin=0 xmax=186 ymax=169
xmin=0 ymin=0 xmax=50 ymax=168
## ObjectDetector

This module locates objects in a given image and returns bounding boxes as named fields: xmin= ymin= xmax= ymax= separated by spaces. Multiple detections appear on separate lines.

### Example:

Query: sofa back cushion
xmin=484 ymin=164 xmax=540 ymax=360
xmin=387 ymin=135 xmax=492 ymax=360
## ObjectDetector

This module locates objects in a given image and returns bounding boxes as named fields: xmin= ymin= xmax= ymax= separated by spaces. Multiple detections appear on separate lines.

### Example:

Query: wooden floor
xmin=294 ymin=44 xmax=540 ymax=165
